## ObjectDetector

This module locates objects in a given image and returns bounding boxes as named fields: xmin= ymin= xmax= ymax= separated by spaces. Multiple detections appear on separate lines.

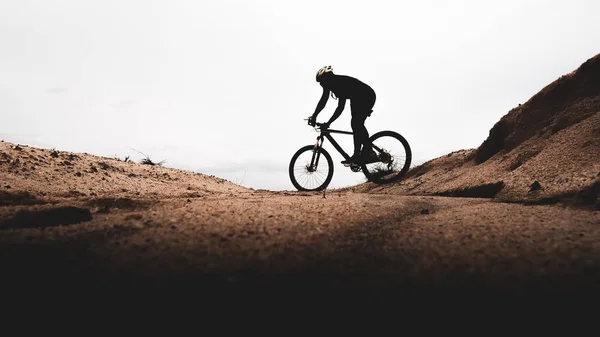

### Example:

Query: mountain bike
xmin=288 ymin=117 xmax=412 ymax=191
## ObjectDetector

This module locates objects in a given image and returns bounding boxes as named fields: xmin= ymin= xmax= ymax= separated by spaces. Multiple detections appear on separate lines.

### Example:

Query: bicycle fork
xmin=309 ymin=136 xmax=325 ymax=171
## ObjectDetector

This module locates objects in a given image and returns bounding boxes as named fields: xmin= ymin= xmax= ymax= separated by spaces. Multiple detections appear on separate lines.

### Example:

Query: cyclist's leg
xmin=341 ymin=109 xmax=367 ymax=165
xmin=351 ymin=111 xmax=369 ymax=157
xmin=350 ymin=92 xmax=376 ymax=156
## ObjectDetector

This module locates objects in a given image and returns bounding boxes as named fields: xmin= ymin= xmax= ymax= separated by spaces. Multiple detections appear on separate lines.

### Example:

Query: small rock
xmin=4 ymin=185 xmax=10 ymax=189
xmin=75 ymin=172 xmax=82 ymax=177
xmin=12 ymin=145 xmax=23 ymax=150
xmin=128 ymin=173 xmax=136 ymax=178
xmin=171 ymin=225 xmax=177 ymax=230
xmin=529 ymin=181 xmax=542 ymax=192
xmin=50 ymin=150 xmax=59 ymax=158
xmin=420 ymin=209 xmax=430 ymax=215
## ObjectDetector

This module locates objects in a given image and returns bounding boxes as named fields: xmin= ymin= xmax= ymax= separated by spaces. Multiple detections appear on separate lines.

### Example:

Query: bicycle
xmin=288 ymin=116 xmax=412 ymax=191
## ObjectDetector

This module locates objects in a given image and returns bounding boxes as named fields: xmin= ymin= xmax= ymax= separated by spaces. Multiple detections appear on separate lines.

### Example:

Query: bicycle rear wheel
xmin=289 ymin=145 xmax=334 ymax=191
xmin=361 ymin=131 xmax=411 ymax=184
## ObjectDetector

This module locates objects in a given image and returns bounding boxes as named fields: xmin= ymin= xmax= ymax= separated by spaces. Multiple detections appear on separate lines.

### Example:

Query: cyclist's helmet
xmin=316 ymin=65 xmax=333 ymax=82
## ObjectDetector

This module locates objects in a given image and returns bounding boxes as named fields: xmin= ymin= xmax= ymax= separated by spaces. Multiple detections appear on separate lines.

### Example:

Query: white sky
xmin=1 ymin=0 xmax=599 ymax=190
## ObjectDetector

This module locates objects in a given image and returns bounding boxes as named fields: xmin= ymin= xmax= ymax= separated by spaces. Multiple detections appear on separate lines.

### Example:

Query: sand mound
xmin=352 ymin=53 xmax=600 ymax=208
xmin=476 ymin=53 xmax=600 ymax=163
xmin=0 ymin=141 xmax=249 ymax=205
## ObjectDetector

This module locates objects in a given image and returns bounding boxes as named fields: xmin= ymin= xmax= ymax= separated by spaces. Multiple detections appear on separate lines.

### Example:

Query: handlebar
xmin=304 ymin=116 xmax=327 ymax=128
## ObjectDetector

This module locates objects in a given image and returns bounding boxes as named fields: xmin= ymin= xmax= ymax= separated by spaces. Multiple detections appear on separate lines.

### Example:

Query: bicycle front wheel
xmin=289 ymin=145 xmax=334 ymax=191
xmin=361 ymin=131 xmax=412 ymax=184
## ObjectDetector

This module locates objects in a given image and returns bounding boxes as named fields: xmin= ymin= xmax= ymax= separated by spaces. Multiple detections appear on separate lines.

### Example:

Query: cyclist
xmin=309 ymin=65 xmax=378 ymax=165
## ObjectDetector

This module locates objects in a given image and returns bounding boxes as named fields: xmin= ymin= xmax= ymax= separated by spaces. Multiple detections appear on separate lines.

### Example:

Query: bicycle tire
xmin=361 ymin=130 xmax=412 ymax=184
xmin=289 ymin=145 xmax=334 ymax=191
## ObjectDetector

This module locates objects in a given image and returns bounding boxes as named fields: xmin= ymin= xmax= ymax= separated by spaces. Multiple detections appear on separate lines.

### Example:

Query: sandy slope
xmin=351 ymin=112 xmax=600 ymax=204
xmin=350 ymin=54 xmax=600 ymax=209
xmin=0 ymin=141 xmax=248 ymax=201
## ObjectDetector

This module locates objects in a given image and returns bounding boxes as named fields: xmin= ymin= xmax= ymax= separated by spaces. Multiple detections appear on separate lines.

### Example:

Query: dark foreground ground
xmin=1 ymin=191 xmax=599 ymax=321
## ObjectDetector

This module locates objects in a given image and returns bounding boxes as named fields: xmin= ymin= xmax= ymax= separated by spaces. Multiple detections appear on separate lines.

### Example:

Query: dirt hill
xmin=351 ymin=53 xmax=600 ymax=209
xmin=0 ymin=141 xmax=250 ymax=209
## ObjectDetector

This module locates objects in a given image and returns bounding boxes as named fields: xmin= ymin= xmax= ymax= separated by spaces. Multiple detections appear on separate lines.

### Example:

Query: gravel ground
xmin=1 ymin=191 xmax=598 ymax=314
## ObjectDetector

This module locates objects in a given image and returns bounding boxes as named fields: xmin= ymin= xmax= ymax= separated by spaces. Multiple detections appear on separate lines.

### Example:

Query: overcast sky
xmin=1 ymin=0 xmax=599 ymax=190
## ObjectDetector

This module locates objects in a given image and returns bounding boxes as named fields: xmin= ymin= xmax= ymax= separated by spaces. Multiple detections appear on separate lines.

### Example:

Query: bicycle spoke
xmin=314 ymin=170 xmax=326 ymax=178
xmin=312 ymin=177 xmax=323 ymax=188
xmin=301 ymin=173 xmax=311 ymax=187
xmin=313 ymin=171 xmax=325 ymax=184
xmin=297 ymin=173 xmax=308 ymax=186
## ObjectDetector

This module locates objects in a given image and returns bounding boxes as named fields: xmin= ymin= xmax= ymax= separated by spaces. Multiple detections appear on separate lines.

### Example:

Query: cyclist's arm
xmin=326 ymin=98 xmax=346 ymax=125
xmin=313 ymin=88 xmax=329 ymax=118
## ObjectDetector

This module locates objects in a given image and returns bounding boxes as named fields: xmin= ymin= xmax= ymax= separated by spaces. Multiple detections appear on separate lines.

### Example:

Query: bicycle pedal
xmin=350 ymin=164 xmax=362 ymax=172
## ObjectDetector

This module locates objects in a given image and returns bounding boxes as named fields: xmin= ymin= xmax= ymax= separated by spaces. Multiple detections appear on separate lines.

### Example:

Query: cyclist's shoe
xmin=341 ymin=154 xmax=361 ymax=166
xmin=342 ymin=151 xmax=379 ymax=166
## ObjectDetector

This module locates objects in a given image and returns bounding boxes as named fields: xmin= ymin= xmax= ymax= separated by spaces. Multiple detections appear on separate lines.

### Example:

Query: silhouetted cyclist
xmin=309 ymin=65 xmax=378 ymax=165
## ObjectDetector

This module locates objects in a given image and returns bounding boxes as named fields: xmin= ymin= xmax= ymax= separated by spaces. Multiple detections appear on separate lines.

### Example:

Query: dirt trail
xmin=2 ymin=187 xmax=599 ymax=312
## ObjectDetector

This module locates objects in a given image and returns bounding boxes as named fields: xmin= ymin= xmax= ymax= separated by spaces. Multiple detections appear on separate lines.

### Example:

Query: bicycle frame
xmin=313 ymin=128 xmax=384 ymax=161
xmin=314 ymin=128 xmax=354 ymax=161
